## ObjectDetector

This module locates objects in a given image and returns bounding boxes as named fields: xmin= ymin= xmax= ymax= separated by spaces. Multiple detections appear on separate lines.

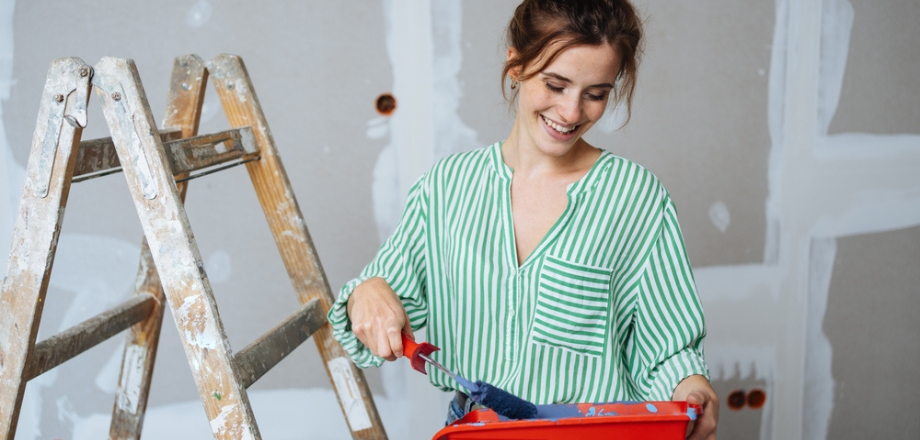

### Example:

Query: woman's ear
xmin=506 ymin=48 xmax=521 ymax=81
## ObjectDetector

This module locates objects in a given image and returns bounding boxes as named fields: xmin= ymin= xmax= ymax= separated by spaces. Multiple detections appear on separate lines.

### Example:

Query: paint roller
xmin=400 ymin=332 xmax=539 ymax=420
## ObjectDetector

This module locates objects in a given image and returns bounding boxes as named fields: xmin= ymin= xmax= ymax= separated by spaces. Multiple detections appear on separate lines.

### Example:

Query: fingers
xmin=347 ymin=278 xmax=409 ymax=361
xmin=685 ymin=390 xmax=718 ymax=440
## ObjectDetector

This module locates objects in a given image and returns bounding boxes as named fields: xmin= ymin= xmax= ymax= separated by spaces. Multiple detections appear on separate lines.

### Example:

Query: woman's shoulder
xmin=593 ymin=151 xmax=667 ymax=198
xmin=425 ymin=142 xmax=500 ymax=178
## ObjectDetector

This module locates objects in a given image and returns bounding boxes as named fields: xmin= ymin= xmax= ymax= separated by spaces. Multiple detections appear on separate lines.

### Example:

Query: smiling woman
xmin=328 ymin=1 xmax=718 ymax=438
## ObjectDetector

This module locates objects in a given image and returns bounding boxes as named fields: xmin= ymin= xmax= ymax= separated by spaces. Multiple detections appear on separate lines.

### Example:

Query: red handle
xmin=401 ymin=332 xmax=439 ymax=375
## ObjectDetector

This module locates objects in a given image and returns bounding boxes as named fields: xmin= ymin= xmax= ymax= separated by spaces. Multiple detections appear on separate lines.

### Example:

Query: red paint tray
xmin=432 ymin=401 xmax=699 ymax=440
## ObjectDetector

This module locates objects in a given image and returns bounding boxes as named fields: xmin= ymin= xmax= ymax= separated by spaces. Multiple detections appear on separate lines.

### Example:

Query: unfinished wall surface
xmin=1 ymin=0 xmax=918 ymax=439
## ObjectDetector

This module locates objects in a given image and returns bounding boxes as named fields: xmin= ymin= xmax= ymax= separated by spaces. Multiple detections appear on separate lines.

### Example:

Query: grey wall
xmin=1 ymin=1 xmax=917 ymax=439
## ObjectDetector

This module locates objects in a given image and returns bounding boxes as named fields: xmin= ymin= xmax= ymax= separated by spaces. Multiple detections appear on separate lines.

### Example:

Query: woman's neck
xmin=502 ymin=126 xmax=600 ymax=180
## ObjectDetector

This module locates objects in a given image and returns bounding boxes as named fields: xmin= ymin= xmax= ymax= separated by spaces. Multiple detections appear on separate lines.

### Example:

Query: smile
xmin=541 ymin=115 xmax=578 ymax=134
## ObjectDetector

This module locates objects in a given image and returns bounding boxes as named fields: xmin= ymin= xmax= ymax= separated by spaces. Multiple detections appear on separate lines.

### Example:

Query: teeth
xmin=542 ymin=115 xmax=575 ymax=133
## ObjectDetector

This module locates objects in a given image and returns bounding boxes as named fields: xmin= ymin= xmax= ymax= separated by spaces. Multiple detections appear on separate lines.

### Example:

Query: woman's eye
xmin=586 ymin=93 xmax=607 ymax=101
xmin=544 ymin=83 xmax=564 ymax=93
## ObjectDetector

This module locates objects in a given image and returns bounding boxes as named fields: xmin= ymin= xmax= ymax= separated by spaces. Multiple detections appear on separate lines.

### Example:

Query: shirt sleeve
xmin=327 ymin=175 xmax=431 ymax=368
xmin=626 ymin=190 xmax=709 ymax=400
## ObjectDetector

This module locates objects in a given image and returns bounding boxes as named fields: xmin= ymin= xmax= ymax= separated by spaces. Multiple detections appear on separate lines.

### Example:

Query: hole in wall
xmin=727 ymin=390 xmax=746 ymax=410
xmin=375 ymin=93 xmax=397 ymax=116
xmin=746 ymin=388 xmax=766 ymax=409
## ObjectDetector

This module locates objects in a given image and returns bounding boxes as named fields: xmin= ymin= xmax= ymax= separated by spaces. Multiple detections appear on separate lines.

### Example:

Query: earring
xmin=510 ymin=80 xmax=518 ymax=90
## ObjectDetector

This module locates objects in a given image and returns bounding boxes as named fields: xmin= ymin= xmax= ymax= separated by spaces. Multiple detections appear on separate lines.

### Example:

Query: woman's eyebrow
xmin=542 ymin=72 xmax=615 ymax=89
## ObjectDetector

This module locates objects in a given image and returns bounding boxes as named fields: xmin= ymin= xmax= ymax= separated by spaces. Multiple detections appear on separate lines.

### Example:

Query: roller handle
xmin=401 ymin=332 xmax=439 ymax=375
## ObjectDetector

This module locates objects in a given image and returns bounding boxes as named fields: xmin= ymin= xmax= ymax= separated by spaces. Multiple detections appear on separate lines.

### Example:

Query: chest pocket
xmin=531 ymin=256 xmax=612 ymax=357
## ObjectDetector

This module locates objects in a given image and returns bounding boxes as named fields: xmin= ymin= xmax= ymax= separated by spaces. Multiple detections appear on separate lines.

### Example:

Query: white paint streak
xmin=431 ymin=1 xmax=479 ymax=158
xmin=116 ymin=344 xmax=147 ymax=414
xmin=328 ymin=357 xmax=373 ymax=431
xmin=816 ymin=0 xmax=853 ymax=136
xmin=802 ymin=238 xmax=836 ymax=440
xmin=208 ymin=401 xmax=238 ymax=436
xmin=373 ymin=0 xmax=436 ymax=239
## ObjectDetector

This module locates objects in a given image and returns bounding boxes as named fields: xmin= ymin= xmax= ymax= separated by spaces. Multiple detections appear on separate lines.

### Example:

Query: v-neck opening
xmin=490 ymin=143 xmax=610 ymax=269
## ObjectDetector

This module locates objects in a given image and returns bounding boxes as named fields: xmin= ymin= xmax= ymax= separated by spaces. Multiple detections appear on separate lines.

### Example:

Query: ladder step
xmin=73 ymin=129 xmax=182 ymax=180
xmin=233 ymin=299 xmax=326 ymax=389
xmin=25 ymin=294 xmax=157 ymax=381
xmin=73 ymin=127 xmax=257 ymax=182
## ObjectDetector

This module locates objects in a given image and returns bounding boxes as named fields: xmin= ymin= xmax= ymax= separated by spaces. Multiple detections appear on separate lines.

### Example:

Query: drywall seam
xmin=372 ymin=0 xmax=436 ymax=244
xmin=431 ymin=1 xmax=479 ymax=158
xmin=802 ymin=238 xmax=837 ymax=440
xmin=382 ymin=0 xmax=435 ymax=215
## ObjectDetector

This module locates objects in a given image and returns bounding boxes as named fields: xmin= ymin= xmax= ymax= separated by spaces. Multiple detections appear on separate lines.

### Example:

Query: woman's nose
xmin=556 ymin=94 xmax=582 ymax=123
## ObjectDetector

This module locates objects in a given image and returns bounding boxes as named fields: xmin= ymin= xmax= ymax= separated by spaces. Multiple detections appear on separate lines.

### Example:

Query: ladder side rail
xmin=0 ymin=58 xmax=92 ymax=440
xmin=207 ymin=54 xmax=388 ymax=440
xmin=92 ymin=56 xmax=262 ymax=440
xmin=109 ymin=54 xmax=209 ymax=440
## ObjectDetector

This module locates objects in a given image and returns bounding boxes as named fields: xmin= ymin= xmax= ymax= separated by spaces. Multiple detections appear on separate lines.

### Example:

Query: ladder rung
xmin=165 ymin=126 xmax=258 ymax=176
xmin=25 ymin=294 xmax=157 ymax=381
xmin=233 ymin=298 xmax=326 ymax=389
xmin=73 ymin=129 xmax=182 ymax=180
xmin=72 ymin=127 xmax=257 ymax=183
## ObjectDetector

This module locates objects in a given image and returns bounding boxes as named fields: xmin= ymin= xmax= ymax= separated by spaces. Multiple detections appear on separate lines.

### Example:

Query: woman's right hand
xmin=346 ymin=277 xmax=413 ymax=361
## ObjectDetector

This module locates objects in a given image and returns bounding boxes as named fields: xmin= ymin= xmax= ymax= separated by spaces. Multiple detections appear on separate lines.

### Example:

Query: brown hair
xmin=502 ymin=0 xmax=643 ymax=123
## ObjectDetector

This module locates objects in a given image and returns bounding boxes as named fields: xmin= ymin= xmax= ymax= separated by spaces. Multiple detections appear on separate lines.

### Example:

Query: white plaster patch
xmin=186 ymin=0 xmax=212 ymax=28
xmin=328 ymin=357 xmax=373 ymax=431
xmin=205 ymin=249 xmax=232 ymax=284
xmin=708 ymin=200 xmax=731 ymax=233
xmin=431 ymin=0 xmax=480 ymax=158
xmin=816 ymin=0 xmax=854 ymax=136
xmin=366 ymin=117 xmax=389 ymax=139
xmin=802 ymin=238 xmax=837 ymax=440
xmin=381 ymin=0 xmax=435 ymax=220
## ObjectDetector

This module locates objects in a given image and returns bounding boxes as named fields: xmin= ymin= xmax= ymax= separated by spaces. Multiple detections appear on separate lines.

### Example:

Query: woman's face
xmin=513 ymin=42 xmax=622 ymax=157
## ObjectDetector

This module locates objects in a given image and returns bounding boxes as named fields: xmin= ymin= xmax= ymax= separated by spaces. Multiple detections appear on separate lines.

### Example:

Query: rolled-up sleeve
xmin=327 ymin=176 xmax=431 ymax=368
xmin=626 ymin=193 xmax=709 ymax=400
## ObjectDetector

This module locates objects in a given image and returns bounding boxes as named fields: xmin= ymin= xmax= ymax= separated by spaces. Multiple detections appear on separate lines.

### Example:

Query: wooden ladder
xmin=0 ymin=55 xmax=387 ymax=440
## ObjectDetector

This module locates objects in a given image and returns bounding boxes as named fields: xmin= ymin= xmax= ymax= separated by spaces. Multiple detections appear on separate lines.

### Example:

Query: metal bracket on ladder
xmin=0 ymin=55 xmax=387 ymax=440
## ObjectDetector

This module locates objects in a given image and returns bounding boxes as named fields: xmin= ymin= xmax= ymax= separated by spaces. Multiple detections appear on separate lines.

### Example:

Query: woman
xmin=329 ymin=0 xmax=718 ymax=438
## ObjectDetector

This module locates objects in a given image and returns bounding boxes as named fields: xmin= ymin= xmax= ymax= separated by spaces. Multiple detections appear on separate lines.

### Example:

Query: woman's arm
xmin=347 ymin=277 xmax=414 ymax=361
xmin=327 ymin=175 xmax=430 ymax=368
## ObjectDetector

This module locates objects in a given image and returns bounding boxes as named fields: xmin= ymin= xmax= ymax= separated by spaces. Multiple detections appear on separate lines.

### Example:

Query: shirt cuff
xmin=647 ymin=348 xmax=710 ymax=400
xmin=327 ymin=276 xmax=385 ymax=369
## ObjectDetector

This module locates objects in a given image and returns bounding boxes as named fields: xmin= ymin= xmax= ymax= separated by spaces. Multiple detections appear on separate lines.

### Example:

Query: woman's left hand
xmin=672 ymin=374 xmax=719 ymax=440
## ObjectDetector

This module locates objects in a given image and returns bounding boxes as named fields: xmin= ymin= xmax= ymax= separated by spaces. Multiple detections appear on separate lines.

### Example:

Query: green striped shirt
xmin=329 ymin=142 xmax=709 ymax=403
